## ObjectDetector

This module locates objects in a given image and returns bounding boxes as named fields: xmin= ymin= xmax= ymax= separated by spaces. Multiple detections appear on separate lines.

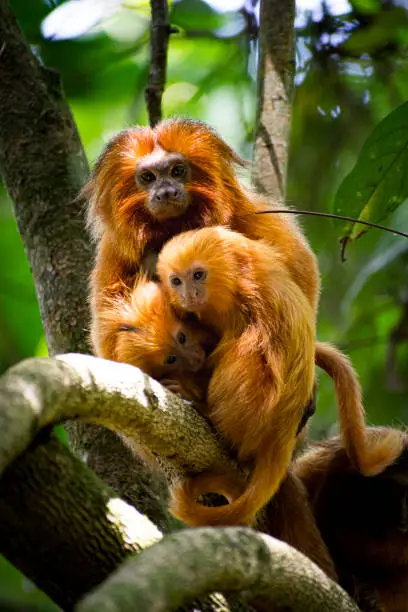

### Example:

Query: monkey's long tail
xmin=315 ymin=341 xmax=403 ymax=476
xmin=170 ymin=430 xmax=298 ymax=528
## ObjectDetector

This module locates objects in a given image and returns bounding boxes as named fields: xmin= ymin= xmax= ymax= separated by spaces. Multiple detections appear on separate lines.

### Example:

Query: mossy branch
xmin=0 ymin=353 xmax=240 ymax=481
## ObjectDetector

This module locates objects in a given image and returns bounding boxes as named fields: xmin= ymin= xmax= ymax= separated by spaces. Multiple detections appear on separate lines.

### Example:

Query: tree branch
xmin=252 ymin=0 xmax=295 ymax=199
xmin=146 ymin=0 xmax=172 ymax=127
xmin=0 ymin=434 xmax=252 ymax=612
xmin=77 ymin=528 xmax=360 ymax=612
xmin=0 ymin=353 xmax=242 ymax=483
xmin=0 ymin=432 xmax=163 ymax=611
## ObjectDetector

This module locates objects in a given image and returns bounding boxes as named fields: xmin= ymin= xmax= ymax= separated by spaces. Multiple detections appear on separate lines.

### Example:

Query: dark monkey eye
xmin=165 ymin=355 xmax=177 ymax=364
xmin=171 ymin=164 xmax=186 ymax=178
xmin=171 ymin=277 xmax=182 ymax=287
xmin=193 ymin=270 xmax=206 ymax=281
xmin=177 ymin=331 xmax=186 ymax=345
xmin=139 ymin=170 xmax=156 ymax=185
xmin=119 ymin=324 xmax=137 ymax=332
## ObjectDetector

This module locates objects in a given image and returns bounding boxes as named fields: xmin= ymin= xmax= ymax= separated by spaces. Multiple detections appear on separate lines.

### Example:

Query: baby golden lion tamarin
xmin=95 ymin=276 xmax=216 ymax=405
xmin=157 ymin=226 xmax=404 ymax=527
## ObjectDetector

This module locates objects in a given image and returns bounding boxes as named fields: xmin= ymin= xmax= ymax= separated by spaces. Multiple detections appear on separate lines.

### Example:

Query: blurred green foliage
xmin=1 ymin=0 xmax=408 ymax=607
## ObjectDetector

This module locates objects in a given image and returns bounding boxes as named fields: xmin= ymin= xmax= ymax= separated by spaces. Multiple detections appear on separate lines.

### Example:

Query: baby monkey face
xmin=135 ymin=148 xmax=191 ymax=220
xmin=168 ymin=266 xmax=208 ymax=312
xmin=117 ymin=321 xmax=206 ymax=379
xmin=162 ymin=324 xmax=206 ymax=374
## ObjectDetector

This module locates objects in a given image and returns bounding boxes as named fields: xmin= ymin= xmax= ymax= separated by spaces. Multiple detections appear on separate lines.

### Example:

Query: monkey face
xmin=116 ymin=322 xmax=206 ymax=378
xmin=135 ymin=148 xmax=191 ymax=220
xmin=162 ymin=325 xmax=206 ymax=374
xmin=167 ymin=266 xmax=209 ymax=313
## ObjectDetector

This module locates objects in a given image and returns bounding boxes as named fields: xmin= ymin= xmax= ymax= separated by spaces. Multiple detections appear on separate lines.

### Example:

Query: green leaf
xmin=334 ymin=101 xmax=408 ymax=253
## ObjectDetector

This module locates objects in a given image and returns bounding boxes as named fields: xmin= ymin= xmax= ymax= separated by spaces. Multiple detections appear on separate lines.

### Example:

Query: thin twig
xmin=146 ymin=0 xmax=176 ymax=127
xmin=251 ymin=209 xmax=408 ymax=261
xmin=253 ymin=209 xmax=408 ymax=240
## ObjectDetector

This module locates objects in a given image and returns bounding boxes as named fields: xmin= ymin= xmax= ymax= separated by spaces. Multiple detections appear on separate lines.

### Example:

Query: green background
xmin=1 ymin=0 xmax=408 ymax=607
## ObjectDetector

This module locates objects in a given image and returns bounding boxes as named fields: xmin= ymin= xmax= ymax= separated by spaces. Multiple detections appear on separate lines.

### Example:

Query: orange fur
xmin=84 ymin=118 xmax=320 ymax=363
xmin=315 ymin=342 xmax=403 ymax=476
xmin=84 ymin=118 xmax=392 ymax=481
xmin=157 ymin=226 xmax=316 ymax=526
xmin=93 ymin=276 xmax=215 ymax=402
xmin=295 ymin=428 xmax=407 ymax=611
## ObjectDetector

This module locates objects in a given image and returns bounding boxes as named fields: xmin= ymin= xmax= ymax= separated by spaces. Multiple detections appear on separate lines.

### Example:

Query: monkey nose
xmin=190 ymin=352 xmax=205 ymax=372
xmin=155 ymin=186 xmax=179 ymax=202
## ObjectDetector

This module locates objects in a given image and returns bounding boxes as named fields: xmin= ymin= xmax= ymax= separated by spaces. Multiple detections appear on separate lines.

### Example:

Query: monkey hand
xmin=160 ymin=378 xmax=210 ymax=418
xmin=140 ymin=251 xmax=159 ymax=280
xmin=160 ymin=378 xmax=203 ymax=402
xmin=160 ymin=378 xmax=187 ymax=397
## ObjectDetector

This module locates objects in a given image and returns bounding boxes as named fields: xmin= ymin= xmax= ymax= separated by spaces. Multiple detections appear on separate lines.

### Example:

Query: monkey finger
xmin=160 ymin=379 xmax=184 ymax=394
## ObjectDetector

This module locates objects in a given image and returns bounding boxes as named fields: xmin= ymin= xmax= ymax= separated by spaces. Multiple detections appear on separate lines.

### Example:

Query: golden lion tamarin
xmin=295 ymin=428 xmax=406 ymax=612
xmin=85 ymin=117 xmax=401 ymax=481
xmin=157 ymin=226 xmax=404 ymax=526
xmin=95 ymin=274 xmax=339 ymax=579
xmin=93 ymin=276 xmax=217 ymax=405
xmin=157 ymin=226 xmax=317 ymax=526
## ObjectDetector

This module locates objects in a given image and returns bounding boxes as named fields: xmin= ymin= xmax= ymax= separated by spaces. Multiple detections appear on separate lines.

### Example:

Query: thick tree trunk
xmin=0 ymin=0 xmax=166 ymax=535
xmin=0 ymin=0 xmax=90 ymax=356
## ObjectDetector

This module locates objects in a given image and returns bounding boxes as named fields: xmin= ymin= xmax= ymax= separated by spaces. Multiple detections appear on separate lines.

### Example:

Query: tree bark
xmin=0 ymin=0 xmax=90 ymax=356
xmin=0 ymin=0 xmax=168 ymax=526
xmin=252 ymin=0 xmax=295 ymax=199
xmin=77 ymin=528 xmax=359 ymax=612
xmin=0 ymin=433 xmax=162 ymax=610
xmin=0 ymin=353 xmax=241 ymax=483
xmin=0 ymin=355 xmax=255 ymax=611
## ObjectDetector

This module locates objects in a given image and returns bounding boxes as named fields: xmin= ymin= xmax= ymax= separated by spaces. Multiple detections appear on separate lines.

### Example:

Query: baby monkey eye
xmin=119 ymin=324 xmax=137 ymax=332
xmin=177 ymin=331 xmax=186 ymax=345
xmin=165 ymin=355 xmax=177 ymax=364
xmin=171 ymin=277 xmax=182 ymax=287
xmin=193 ymin=270 xmax=206 ymax=281
xmin=171 ymin=164 xmax=186 ymax=178
xmin=139 ymin=170 xmax=156 ymax=185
